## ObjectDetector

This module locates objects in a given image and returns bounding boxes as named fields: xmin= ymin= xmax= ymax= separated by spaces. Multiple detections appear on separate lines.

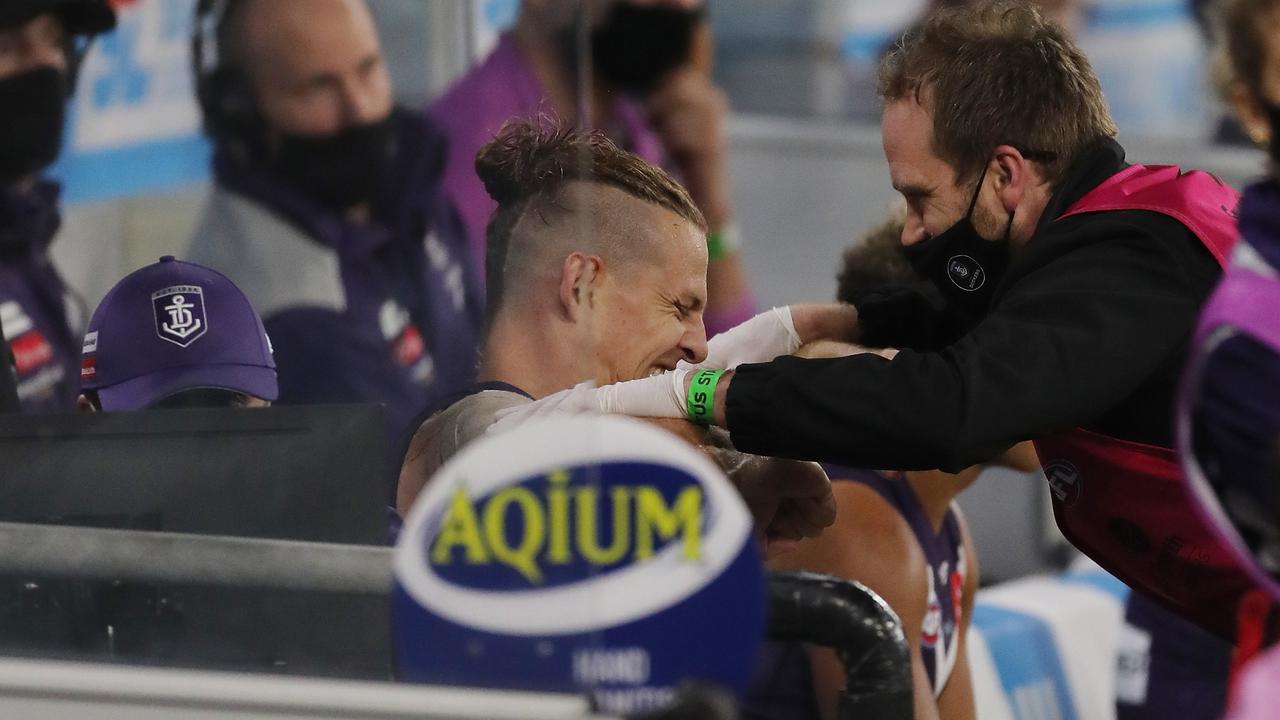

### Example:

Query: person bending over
xmin=745 ymin=213 xmax=1037 ymax=720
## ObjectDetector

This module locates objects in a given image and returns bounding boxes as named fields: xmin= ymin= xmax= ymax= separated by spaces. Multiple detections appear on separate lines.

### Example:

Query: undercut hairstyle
xmin=879 ymin=0 xmax=1117 ymax=185
xmin=1211 ymin=0 xmax=1280 ymax=104
xmin=837 ymin=208 xmax=941 ymax=305
xmin=475 ymin=119 xmax=706 ymax=321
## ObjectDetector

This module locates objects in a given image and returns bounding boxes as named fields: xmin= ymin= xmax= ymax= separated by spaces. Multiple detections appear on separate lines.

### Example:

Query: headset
xmin=191 ymin=0 xmax=261 ymax=150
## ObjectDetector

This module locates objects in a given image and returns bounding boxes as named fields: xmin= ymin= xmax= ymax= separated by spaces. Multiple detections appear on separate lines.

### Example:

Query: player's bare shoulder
xmin=397 ymin=389 xmax=532 ymax=512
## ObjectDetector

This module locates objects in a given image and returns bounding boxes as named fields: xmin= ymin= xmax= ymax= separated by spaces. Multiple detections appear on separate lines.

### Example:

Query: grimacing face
xmin=587 ymin=203 xmax=709 ymax=385
xmin=241 ymin=0 xmax=392 ymax=138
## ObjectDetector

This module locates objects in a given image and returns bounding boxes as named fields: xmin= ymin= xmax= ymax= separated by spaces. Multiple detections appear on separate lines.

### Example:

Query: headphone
xmin=191 ymin=0 xmax=261 ymax=149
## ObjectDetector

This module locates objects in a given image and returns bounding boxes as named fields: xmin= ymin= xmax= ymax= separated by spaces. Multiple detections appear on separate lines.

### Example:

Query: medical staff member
xmin=0 ymin=0 xmax=114 ymax=413
xmin=499 ymin=0 xmax=1253 ymax=641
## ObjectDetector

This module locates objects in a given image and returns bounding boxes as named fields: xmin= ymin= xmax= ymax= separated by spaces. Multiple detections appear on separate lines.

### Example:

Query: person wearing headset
xmin=186 ymin=0 xmax=481 ymax=455
xmin=0 ymin=0 xmax=114 ymax=414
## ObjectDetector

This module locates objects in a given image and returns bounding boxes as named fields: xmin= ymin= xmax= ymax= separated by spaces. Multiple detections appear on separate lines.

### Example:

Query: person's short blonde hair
xmin=879 ymin=0 xmax=1117 ymax=185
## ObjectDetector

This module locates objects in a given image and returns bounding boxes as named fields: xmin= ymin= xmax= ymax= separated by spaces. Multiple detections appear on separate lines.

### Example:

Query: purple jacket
xmin=188 ymin=109 xmax=482 ymax=453
xmin=1183 ymin=180 xmax=1280 ymax=542
xmin=428 ymin=33 xmax=666 ymax=289
xmin=0 ymin=180 xmax=79 ymax=414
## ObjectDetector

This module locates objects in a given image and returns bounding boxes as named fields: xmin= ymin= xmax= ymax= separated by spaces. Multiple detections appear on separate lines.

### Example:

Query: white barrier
xmin=968 ymin=563 xmax=1130 ymax=720
xmin=0 ymin=657 xmax=613 ymax=720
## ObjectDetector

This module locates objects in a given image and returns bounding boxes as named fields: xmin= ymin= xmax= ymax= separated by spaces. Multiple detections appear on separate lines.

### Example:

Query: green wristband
xmin=686 ymin=369 xmax=725 ymax=425
xmin=706 ymin=225 xmax=742 ymax=262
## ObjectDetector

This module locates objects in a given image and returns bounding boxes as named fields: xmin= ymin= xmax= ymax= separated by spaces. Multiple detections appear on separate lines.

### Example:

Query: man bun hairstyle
xmin=879 ymin=0 xmax=1117 ymax=185
xmin=476 ymin=119 xmax=705 ymax=318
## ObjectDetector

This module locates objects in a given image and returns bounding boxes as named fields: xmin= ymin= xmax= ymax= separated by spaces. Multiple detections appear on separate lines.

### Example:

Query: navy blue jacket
xmin=0 ymin=180 xmax=79 ymax=414
xmin=188 ymin=110 xmax=482 ymax=454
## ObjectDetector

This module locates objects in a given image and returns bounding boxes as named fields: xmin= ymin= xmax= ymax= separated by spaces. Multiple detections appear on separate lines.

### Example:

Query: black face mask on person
xmin=588 ymin=2 xmax=705 ymax=95
xmin=901 ymin=164 xmax=1014 ymax=316
xmin=0 ymin=67 xmax=68 ymax=185
xmin=268 ymin=116 xmax=395 ymax=212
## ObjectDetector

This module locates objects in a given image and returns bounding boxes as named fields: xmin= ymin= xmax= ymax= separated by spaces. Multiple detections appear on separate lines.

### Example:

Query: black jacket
xmin=726 ymin=139 xmax=1223 ymax=472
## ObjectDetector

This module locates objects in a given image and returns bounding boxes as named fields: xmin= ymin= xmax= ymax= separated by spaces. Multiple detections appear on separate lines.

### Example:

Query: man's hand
xmin=793 ymin=340 xmax=898 ymax=361
xmin=680 ymin=304 xmax=862 ymax=372
xmin=647 ymin=68 xmax=732 ymax=229
xmin=703 ymin=445 xmax=836 ymax=548
xmin=680 ymin=306 xmax=801 ymax=371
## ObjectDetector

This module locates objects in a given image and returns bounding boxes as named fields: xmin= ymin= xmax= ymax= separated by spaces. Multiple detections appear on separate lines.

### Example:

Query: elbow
xmin=920 ymin=424 xmax=995 ymax=474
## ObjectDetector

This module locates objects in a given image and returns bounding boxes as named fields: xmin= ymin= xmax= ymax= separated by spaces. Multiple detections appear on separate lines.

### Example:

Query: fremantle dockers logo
xmin=1044 ymin=459 xmax=1082 ymax=508
xmin=152 ymin=285 xmax=207 ymax=348
xmin=946 ymin=255 xmax=985 ymax=292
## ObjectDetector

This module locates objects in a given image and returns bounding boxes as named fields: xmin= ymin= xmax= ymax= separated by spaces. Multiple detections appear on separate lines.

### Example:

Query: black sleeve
xmin=855 ymin=284 xmax=974 ymax=350
xmin=0 ymin=316 xmax=19 ymax=413
xmin=726 ymin=212 xmax=1219 ymax=472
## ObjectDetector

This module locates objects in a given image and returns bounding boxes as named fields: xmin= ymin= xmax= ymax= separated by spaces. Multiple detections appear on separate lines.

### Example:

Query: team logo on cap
xmin=152 ymin=285 xmax=208 ymax=348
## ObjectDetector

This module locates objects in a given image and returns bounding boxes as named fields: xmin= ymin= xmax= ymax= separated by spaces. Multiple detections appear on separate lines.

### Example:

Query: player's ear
xmin=558 ymin=252 xmax=604 ymax=320
xmin=76 ymin=394 xmax=97 ymax=413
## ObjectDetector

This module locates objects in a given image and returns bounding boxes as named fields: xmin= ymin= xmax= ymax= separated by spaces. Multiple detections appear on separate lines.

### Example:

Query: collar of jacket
xmin=211 ymin=107 xmax=450 ymax=259
xmin=0 ymin=178 xmax=61 ymax=262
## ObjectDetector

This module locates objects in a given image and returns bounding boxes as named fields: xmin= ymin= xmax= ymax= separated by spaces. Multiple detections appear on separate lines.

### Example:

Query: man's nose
xmin=13 ymin=38 xmax=66 ymax=77
xmin=901 ymin=214 xmax=928 ymax=247
xmin=682 ymin=323 xmax=709 ymax=365
xmin=340 ymin=76 xmax=384 ymax=126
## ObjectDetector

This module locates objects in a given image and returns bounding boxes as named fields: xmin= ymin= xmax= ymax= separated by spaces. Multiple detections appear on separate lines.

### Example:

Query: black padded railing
xmin=766 ymin=570 xmax=913 ymax=720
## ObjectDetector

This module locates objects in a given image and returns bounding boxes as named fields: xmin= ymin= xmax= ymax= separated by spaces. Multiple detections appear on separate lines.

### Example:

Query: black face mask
xmin=0 ymin=67 xmax=68 ymax=184
xmin=269 ymin=116 xmax=395 ymax=212
xmin=901 ymin=166 xmax=1014 ymax=316
xmin=589 ymin=2 xmax=705 ymax=95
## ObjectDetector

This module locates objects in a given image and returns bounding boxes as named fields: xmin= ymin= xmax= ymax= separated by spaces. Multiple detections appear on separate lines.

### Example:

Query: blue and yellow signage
xmin=393 ymin=416 xmax=765 ymax=714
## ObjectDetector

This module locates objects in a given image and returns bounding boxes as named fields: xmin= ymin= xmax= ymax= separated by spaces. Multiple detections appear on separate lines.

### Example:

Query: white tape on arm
xmin=682 ymin=306 xmax=802 ymax=371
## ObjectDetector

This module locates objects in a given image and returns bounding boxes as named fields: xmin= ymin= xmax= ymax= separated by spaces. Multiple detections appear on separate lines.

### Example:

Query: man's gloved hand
xmin=703 ymin=445 xmax=836 ymax=550
xmin=487 ymin=371 xmax=692 ymax=435
xmin=679 ymin=306 xmax=800 ymax=371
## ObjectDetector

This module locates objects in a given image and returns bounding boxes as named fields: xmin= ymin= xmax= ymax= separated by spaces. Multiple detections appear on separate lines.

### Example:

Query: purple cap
xmin=80 ymin=256 xmax=277 ymax=411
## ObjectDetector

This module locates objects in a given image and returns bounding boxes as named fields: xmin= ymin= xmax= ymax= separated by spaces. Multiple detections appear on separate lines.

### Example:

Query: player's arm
xmin=770 ymin=482 xmax=939 ymax=720
xmin=935 ymin=505 xmax=979 ymax=720
xmin=396 ymin=418 xmax=440 ymax=513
